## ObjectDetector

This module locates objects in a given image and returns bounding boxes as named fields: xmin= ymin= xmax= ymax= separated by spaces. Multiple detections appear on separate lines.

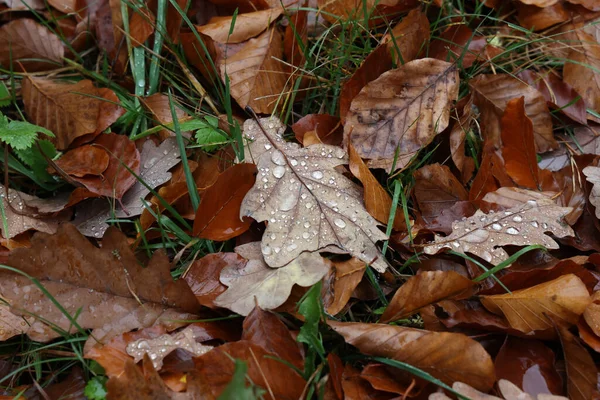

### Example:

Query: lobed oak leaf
xmin=480 ymin=274 xmax=591 ymax=333
xmin=214 ymin=242 xmax=330 ymax=315
xmin=328 ymin=321 xmax=496 ymax=392
xmin=0 ymin=224 xmax=200 ymax=347
xmin=0 ymin=19 xmax=64 ymax=72
xmin=423 ymin=195 xmax=574 ymax=266
xmin=344 ymin=58 xmax=459 ymax=172
xmin=582 ymin=165 xmax=600 ymax=218
xmin=240 ymin=117 xmax=388 ymax=272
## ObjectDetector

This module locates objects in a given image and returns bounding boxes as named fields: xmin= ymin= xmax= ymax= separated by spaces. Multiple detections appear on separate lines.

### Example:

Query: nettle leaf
xmin=423 ymin=196 xmax=574 ymax=265
xmin=240 ymin=117 xmax=388 ymax=272
xmin=0 ymin=113 xmax=53 ymax=150
xmin=194 ymin=115 xmax=227 ymax=151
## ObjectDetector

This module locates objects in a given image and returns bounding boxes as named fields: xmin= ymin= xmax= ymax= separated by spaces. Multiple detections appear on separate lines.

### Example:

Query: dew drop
xmin=264 ymin=143 xmax=272 ymax=150
xmin=270 ymin=233 xmax=277 ymax=240
xmin=305 ymin=203 xmax=313 ymax=209
xmin=512 ymin=215 xmax=523 ymax=222
xmin=262 ymin=246 xmax=272 ymax=255
xmin=531 ymin=221 xmax=539 ymax=228
xmin=304 ymin=222 xmax=310 ymax=228
xmin=273 ymin=166 xmax=286 ymax=178
xmin=271 ymin=150 xmax=286 ymax=165
xmin=506 ymin=227 xmax=519 ymax=235
xmin=452 ymin=242 xmax=460 ymax=248
xmin=290 ymin=159 xmax=298 ymax=166
xmin=492 ymin=223 xmax=502 ymax=231
xmin=287 ymin=243 xmax=298 ymax=252
xmin=542 ymin=222 xmax=548 ymax=229
xmin=311 ymin=171 xmax=324 ymax=180
xmin=481 ymin=251 xmax=493 ymax=263
xmin=302 ymin=232 xmax=310 ymax=239
xmin=334 ymin=218 xmax=346 ymax=228
xmin=274 ymin=247 xmax=281 ymax=254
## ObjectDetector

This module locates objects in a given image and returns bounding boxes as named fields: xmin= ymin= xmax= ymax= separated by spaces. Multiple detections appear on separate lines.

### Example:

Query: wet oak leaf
xmin=214 ymin=242 xmax=330 ymax=315
xmin=193 ymin=163 xmax=256 ymax=241
xmin=328 ymin=321 xmax=496 ymax=392
xmin=423 ymin=196 xmax=574 ymax=266
xmin=469 ymin=74 xmax=556 ymax=152
xmin=0 ymin=19 xmax=64 ymax=72
xmin=380 ymin=271 xmax=476 ymax=323
xmin=0 ymin=224 xmax=200 ymax=345
xmin=344 ymin=58 xmax=459 ymax=172
xmin=481 ymin=274 xmax=591 ymax=333
xmin=240 ymin=117 xmax=388 ymax=272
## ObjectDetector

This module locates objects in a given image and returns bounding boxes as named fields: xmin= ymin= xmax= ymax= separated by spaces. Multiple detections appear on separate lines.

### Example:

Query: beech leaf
xmin=0 ymin=224 xmax=199 ymax=347
xmin=423 ymin=195 xmax=574 ymax=266
xmin=344 ymin=58 xmax=459 ymax=171
xmin=480 ymin=274 xmax=591 ymax=333
xmin=214 ymin=242 xmax=330 ymax=315
xmin=328 ymin=321 xmax=496 ymax=392
xmin=240 ymin=117 xmax=389 ymax=272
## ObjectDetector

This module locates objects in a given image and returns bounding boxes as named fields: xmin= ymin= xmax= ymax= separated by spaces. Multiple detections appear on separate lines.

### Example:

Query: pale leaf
xmin=481 ymin=274 xmax=591 ymax=333
xmin=582 ymin=165 xmax=600 ymax=219
xmin=214 ymin=242 xmax=330 ymax=315
xmin=240 ymin=117 xmax=388 ymax=272
xmin=423 ymin=196 xmax=574 ymax=266
xmin=429 ymin=380 xmax=569 ymax=400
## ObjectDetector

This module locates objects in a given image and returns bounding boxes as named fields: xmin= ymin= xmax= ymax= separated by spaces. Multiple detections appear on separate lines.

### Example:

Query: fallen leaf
xmin=344 ymin=58 xmax=459 ymax=171
xmin=382 ymin=8 xmax=430 ymax=65
xmin=198 ymin=8 xmax=282 ymax=43
xmin=413 ymin=163 xmax=469 ymax=225
xmin=469 ymin=74 xmax=556 ymax=152
xmin=214 ymin=242 xmax=330 ymax=315
xmin=329 ymin=321 xmax=496 ymax=392
xmin=494 ymin=337 xmax=564 ymax=397
xmin=564 ymin=30 xmax=600 ymax=114
xmin=53 ymin=145 xmax=110 ymax=177
xmin=481 ymin=274 xmax=591 ymax=333
xmin=480 ymin=187 xmax=556 ymax=212
xmin=360 ymin=363 xmax=417 ymax=396
xmin=22 ymin=77 xmax=123 ymax=150
xmin=516 ymin=2 xmax=570 ymax=31
xmin=141 ymin=94 xmax=188 ymax=140
xmin=539 ymin=125 xmax=600 ymax=171
xmin=240 ymin=117 xmax=388 ymax=272
xmin=583 ymin=291 xmax=600 ymax=336
xmin=583 ymin=165 xmax=600 ymax=218
xmin=342 ymin=364 xmax=396 ymax=400
xmin=73 ymin=138 xmax=181 ymax=237
xmin=220 ymin=28 xmax=289 ymax=114
xmin=292 ymin=114 xmax=343 ymax=146
xmin=1 ymin=224 xmax=199 ymax=346
xmin=430 ymin=379 xmax=569 ymax=400
xmin=318 ymin=0 xmax=419 ymax=25
xmin=556 ymin=322 xmax=600 ymax=400
xmin=469 ymin=147 xmax=515 ymax=202
xmin=128 ymin=5 xmax=155 ymax=47
xmin=429 ymin=24 xmax=502 ymax=68
xmin=0 ymin=303 xmax=55 ymax=342
xmin=126 ymin=325 xmax=213 ymax=369
xmin=0 ymin=0 xmax=44 ymax=9
xmin=193 ymin=163 xmax=256 ymax=241
xmin=501 ymin=96 xmax=554 ymax=190
xmin=423 ymin=195 xmax=574 ymax=266
xmin=0 ymin=19 xmax=64 ymax=72
xmin=380 ymin=271 xmax=475 ymax=323
xmin=194 ymin=340 xmax=306 ymax=399
xmin=324 ymin=257 xmax=367 ymax=315
xmin=348 ymin=143 xmax=405 ymax=230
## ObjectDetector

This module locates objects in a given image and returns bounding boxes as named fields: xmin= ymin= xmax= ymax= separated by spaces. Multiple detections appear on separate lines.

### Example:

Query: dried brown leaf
xmin=240 ymin=117 xmax=388 ymax=272
xmin=583 ymin=165 xmax=600 ymax=218
xmin=324 ymin=257 xmax=366 ymax=315
xmin=382 ymin=8 xmax=430 ymax=65
xmin=564 ymin=30 xmax=600 ymax=114
xmin=344 ymin=58 xmax=459 ymax=172
xmin=198 ymin=8 xmax=282 ymax=43
xmin=423 ymin=194 xmax=574 ymax=266
xmin=214 ymin=242 xmax=330 ymax=315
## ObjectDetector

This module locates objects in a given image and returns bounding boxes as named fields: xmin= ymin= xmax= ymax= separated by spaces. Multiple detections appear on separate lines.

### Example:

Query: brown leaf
xmin=198 ymin=8 xmax=282 ymax=44
xmin=429 ymin=24 xmax=502 ymax=68
xmin=193 ymin=163 xmax=256 ymax=241
xmin=214 ymin=242 xmax=330 ymax=315
xmin=22 ymin=77 xmax=123 ymax=150
xmin=519 ymin=70 xmax=588 ymax=125
xmin=481 ymin=274 xmax=591 ymax=333
xmin=344 ymin=58 xmax=459 ymax=172
xmin=194 ymin=340 xmax=306 ymax=400
xmin=449 ymin=96 xmax=476 ymax=182
xmin=220 ymin=28 xmax=289 ymax=114
xmin=183 ymin=253 xmax=244 ymax=309
xmin=469 ymin=148 xmax=515 ymax=202
xmin=494 ymin=337 xmax=564 ymax=397
xmin=68 ymin=133 xmax=140 ymax=200
xmin=501 ymin=96 xmax=555 ymax=190
xmin=469 ymin=74 xmax=556 ymax=152
xmin=380 ymin=271 xmax=475 ymax=323
xmin=382 ymin=8 xmax=430 ymax=65
xmin=292 ymin=114 xmax=343 ymax=146
xmin=539 ymin=125 xmax=600 ymax=171
xmin=242 ymin=306 xmax=304 ymax=370
xmin=413 ymin=163 xmax=468 ymax=225
xmin=349 ymin=143 xmax=405 ymax=230
xmin=360 ymin=364 xmax=417 ymax=396
xmin=141 ymin=93 xmax=188 ymax=140
xmin=1 ymin=224 xmax=199 ymax=345
xmin=342 ymin=364 xmax=396 ymax=400
xmin=328 ymin=321 xmax=496 ymax=392
xmin=324 ymin=257 xmax=367 ymax=315
xmin=564 ymin=30 xmax=600 ymax=114
xmin=583 ymin=165 xmax=600 ymax=218
xmin=241 ymin=117 xmax=388 ymax=272
xmin=318 ymin=0 xmax=419 ymax=25
xmin=583 ymin=291 xmax=600 ymax=337
xmin=424 ymin=194 xmax=574 ymax=266
xmin=53 ymin=144 xmax=110 ymax=177
xmin=0 ymin=19 xmax=64 ymax=72
xmin=284 ymin=9 xmax=308 ymax=69
xmin=516 ymin=2 xmax=570 ymax=31
xmin=556 ymin=322 xmax=600 ymax=400
xmin=129 ymin=5 xmax=155 ymax=47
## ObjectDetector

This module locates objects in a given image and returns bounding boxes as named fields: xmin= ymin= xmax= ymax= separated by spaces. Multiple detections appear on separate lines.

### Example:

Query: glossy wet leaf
xmin=241 ymin=117 xmax=388 ymax=272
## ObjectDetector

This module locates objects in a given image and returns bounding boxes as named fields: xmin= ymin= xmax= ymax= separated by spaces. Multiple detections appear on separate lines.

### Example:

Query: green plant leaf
xmin=84 ymin=376 xmax=108 ymax=400
xmin=0 ymin=113 xmax=54 ymax=150
xmin=194 ymin=115 xmax=227 ymax=151
xmin=13 ymin=139 xmax=58 ymax=184
xmin=0 ymin=83 xmax=10 ymax=107
xmin=218 ymin=359 xmax=264 ymax=400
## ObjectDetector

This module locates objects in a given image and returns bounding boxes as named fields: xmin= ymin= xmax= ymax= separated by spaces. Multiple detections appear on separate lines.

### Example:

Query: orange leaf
xmin=53 ymin=145 xmax=110 ymax=177
xmin=323 ymin=257 xmax=367 ymax=315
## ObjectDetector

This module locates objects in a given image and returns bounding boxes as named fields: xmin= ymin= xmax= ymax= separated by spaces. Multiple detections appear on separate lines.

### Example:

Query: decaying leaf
xmin=214 ymin=242 xmax=330 ymax=315
xmin=480 ymin=274 xmax=591 ymax=333
xmin=329 ymin=321 xmax=496 ymax=392
xmin=423 ymin=195 xmax=574 ymax=266
xmin=126 ymin=325 xmax=212 ymax=369
xmin=344 ymin=58 xmax=459 ymax=171
xmin=583 ymin=165 xmax=600 ymax=219
xmin=0 ymin=224 xmax=199 ymax=346
xmin=429 ymin=379 xmax=569 ymax=400
xmin=73 ymin=138 xmax=181 ymax=237
xmin=240 ymin=117 xmax=389 ymax=272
